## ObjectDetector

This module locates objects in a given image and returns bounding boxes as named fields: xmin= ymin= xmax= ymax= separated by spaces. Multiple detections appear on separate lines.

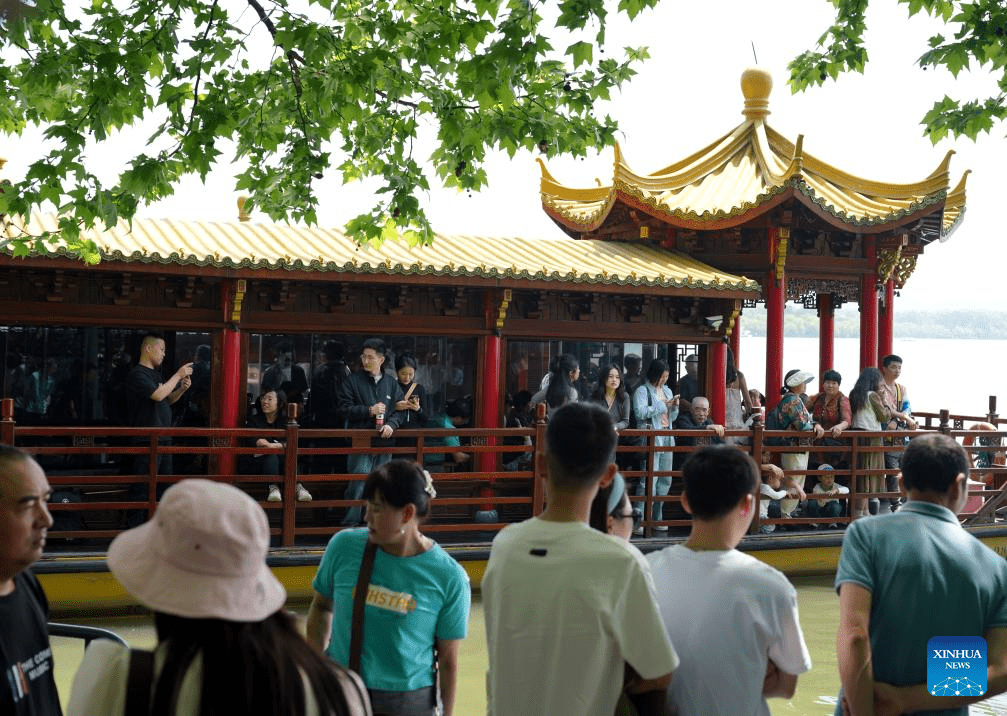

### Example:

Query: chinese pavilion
xmin=539 ymin=67 xmax=968 ymax=417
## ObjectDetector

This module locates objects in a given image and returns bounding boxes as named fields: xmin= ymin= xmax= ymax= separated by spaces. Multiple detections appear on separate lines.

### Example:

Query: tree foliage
xmin=0 ymin=0 xmax=657 ymax=258
xmin=789 ymin=0 xmax=1007 ymax=143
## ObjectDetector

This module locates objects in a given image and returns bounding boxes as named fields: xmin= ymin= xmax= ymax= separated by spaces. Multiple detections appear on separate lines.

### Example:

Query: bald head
xmin=0 ymin=445 xmax=35 ymax=497
xmin=690 ymin=396 xmax=710 ymax=423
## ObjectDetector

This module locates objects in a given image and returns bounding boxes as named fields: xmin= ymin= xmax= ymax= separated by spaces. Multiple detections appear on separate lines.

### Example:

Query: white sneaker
xmin=653 ymin=525 xmax=669 ymax=532
xmin=296 ymin=483 xmax=313 ymax=502
xmin=267 ymin=485 xmax=282 ymax=502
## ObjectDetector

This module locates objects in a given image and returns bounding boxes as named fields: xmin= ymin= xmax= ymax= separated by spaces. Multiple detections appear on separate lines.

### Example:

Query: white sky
xmin=4 ymin=0 xmax=1001 ymax=310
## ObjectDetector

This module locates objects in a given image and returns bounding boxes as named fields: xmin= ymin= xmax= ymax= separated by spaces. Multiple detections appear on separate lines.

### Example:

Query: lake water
xmin=50 ymin=585 xmax=1007 ymax=715
xmin=737 ymin=336 xmax=1006 ymax=418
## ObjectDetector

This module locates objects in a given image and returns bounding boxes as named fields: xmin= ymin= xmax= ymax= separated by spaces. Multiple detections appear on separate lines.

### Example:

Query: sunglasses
xmin=614 ymin=507 xmax=643 ymax=532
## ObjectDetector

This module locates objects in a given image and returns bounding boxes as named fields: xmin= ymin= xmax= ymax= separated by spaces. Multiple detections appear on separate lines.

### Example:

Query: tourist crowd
xmin=3 ymin=397 xmax=1007 ymax=715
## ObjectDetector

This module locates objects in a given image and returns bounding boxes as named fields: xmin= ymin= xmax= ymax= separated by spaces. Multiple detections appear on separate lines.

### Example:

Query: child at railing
xmin=758 ymin=466 xmax=804 ymax=534
xmin=805 ymin=464 xmax=848 ymax=528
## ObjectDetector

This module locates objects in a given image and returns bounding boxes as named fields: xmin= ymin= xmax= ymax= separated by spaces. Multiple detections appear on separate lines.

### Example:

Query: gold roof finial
xmin=741 ymin=67 xmax=772 ymax=120
xmin=0 ymin=158 xmax=7 ymax=172
xmin=237 ymin=195 xmax=251 ymax=222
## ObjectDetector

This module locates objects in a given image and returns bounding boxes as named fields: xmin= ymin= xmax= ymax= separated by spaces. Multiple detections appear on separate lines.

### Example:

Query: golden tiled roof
xmin=4 ymin=213 xmax=761 ymax=293
xmin=541 ymin=68 xmax=967 ymax=239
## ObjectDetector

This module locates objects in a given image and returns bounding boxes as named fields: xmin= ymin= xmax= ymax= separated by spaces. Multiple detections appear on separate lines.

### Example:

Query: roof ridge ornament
xmin=740 ymin=67 xmax=772 ymax=121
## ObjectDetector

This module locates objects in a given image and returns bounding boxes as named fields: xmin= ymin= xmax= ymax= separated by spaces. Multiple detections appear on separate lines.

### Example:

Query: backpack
xmin=763 ymin=399 xmax=788 ymax=446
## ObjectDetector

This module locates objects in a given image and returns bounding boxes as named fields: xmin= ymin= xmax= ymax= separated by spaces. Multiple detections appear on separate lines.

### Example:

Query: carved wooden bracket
xmin=230 ymin=279 xmax=246 ymax=324
xmin=876 ymin=247 xmax=902 ymax=284
xmin=433 ymin=287 xmax=465 ymax=316
xmin=320 ymin=283 xmax=351 ymax=313
xmin=41 ymin=270 xmax=76 ymax=303
xmin=378 ymin=286 xmax=412 ymax=315
xmin=493 ymin=289 xmax=512 ymax=330
xmin=724 ymin=299 xmax=742 ymax=337
xmin=773 ymin=228 xmax=789 ymax=282
xmin=172 ymin=276 xmax=198 ymax=308
xmin=258 ymin=280 xmax=297 ymax=312
xmin=103 ymin=272 xmax=142 ymax=306
xmin=619 ymin=296 xmax=647 ymax=323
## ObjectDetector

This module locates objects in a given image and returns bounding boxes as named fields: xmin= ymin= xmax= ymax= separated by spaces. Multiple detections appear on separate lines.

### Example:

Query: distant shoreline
xmin=739 ymin=308 xmax=1007 ymax=340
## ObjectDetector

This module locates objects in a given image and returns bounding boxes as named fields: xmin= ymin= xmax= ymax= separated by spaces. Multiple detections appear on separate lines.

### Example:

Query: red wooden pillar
xmin=818 ymin=293 xmax=834 ymax=379
xmin=729 ymin=316 xmax=741 ymax=367
xmin=218 ymin=279 xmax=245 ymax=476
xmin=765 ymin=271 xmax=785 ymax=411
xmin=859 ymin=237 xmax=878 ymax=371
xmin=859 ymin=277 xmax=879 ymax=372
xmin=878 ymin=278 xmax=895 ymax=365
xmin=709 ymin=340 xmax=727 ymax=425
xmin=478 ymin=333 xmax=502 ymax=473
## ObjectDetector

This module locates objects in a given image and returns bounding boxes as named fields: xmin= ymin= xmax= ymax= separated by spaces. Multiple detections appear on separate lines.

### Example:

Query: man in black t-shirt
xmin=0 ymin=446 xmax=62 ymax=715
xmin=124 ymin=335 xmax=192 ymax=525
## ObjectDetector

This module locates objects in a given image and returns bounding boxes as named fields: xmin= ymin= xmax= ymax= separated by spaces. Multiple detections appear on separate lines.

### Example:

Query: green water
xmin=50 ymin=577 xmax=1006 ymax=715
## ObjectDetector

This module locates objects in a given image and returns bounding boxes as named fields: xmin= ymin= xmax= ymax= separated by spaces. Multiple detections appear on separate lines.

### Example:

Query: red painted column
xmin=878 ymin=279 xmax=895 ymax=365
xmin=710 ymin=340 xmax=727 ymax=425
xmin=729 ymin=316 xmax=741 ymax=368
xmin=218 ymin=280 xmax=244 ymax=476
xmin=765 ymin=266 xmax=785 ymax=410
xmin=859 ymin=236 xmax=878 ymax=371
xmin=818 ymin=293 xmax=834 ymax=379
xmin=859 ymin=277 xmax=879 ymax=372
xmin=478 ymin=333 xmax=502 ymax=472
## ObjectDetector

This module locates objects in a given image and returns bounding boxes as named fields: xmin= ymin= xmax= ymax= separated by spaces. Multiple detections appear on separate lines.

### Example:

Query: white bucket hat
xmin=108 ymin=479 xmax=286 ymax=622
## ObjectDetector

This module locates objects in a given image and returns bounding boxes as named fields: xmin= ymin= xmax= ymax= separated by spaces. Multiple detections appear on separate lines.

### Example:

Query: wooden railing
xmin=7 ymin=399 xmax=1006 ymax=548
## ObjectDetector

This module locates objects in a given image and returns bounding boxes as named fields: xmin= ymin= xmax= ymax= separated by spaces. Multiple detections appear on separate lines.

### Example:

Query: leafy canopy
xmin=0 ymin=0 xmax=656 ymax=259
xmin=789 ymin=0 xmax=1007 ymax=143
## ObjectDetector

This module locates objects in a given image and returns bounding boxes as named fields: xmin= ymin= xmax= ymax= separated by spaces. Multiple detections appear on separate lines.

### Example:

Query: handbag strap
xmin=349 ymin=540 xmax=379 ymax=675
xmin=124 ymin=649 xmax=154 ymax=716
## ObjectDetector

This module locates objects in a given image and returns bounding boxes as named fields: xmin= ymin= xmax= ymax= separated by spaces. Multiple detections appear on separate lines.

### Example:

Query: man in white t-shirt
xmin=647 ymin=445 xmax=812 ymax=716
xmin=483 ymin=402 xmax=678 ymax=716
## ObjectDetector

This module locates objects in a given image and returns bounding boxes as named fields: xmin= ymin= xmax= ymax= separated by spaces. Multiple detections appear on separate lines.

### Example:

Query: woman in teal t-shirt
xmin=306 ymin=460 xmax=471 ymax=716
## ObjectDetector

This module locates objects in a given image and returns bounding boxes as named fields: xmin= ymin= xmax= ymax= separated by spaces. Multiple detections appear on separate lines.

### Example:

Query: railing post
xmin=849 ymin=434 xmax=860 ymax=521
xmin=1 ymin=398 xmax=14 ymax=445
xmin=749 ymin=415 xmax=764 ymax=535
xmin=939 ymin=409 xmax=950 ymax=434
xmin=282 ymin=403 xmax=300 ymax=547
xmin=989 ymin=396 xmax=999 ymax=425
xmin=531 ymin=403 xmax=547 ymax=516
xmin=148 ymin=434 xmax=159 ymax=521
xmin=644 ymin=434 xmax=655 ymax=535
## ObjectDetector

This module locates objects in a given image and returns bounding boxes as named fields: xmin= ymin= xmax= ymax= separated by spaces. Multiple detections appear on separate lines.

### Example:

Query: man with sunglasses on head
xmin=647 ymin=445 xmax=811 ymax=716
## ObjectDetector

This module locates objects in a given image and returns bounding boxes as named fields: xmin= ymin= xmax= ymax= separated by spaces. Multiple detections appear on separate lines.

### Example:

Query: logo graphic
xmin=927 ymin=636 xmax=987 ymax=696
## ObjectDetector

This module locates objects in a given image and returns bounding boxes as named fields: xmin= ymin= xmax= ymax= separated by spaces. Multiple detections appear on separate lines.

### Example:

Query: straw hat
xmin=108 ymin=479 xmax=286 ymax=621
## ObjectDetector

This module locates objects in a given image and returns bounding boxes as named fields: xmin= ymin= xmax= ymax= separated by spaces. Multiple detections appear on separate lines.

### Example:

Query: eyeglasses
xmin=614 ymin=507 xmax=643 ymax=532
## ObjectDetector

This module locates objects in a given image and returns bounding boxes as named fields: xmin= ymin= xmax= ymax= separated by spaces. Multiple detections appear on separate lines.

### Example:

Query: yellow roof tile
xmin=542 ymin=69 xmax=967 ymax=238
xmin=5 ymin=213 xmax=761 ymax=294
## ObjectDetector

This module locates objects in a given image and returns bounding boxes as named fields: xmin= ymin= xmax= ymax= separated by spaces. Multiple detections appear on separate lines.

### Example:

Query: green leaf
xmin=566 ymin=40 xmax=594 ymax=68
